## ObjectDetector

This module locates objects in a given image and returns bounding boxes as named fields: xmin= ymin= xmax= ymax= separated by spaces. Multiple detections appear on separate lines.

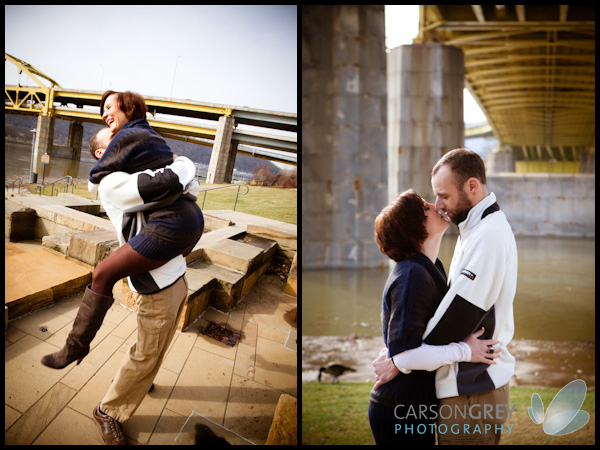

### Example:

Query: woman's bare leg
xmin=91 ymin=243 xmax=168 ymax=296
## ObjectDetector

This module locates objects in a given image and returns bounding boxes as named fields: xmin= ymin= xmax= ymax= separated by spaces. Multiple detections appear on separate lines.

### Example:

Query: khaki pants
xmin=437 ymin=383 xmax=509 ymax=445
xmin=100 ymin=276 xmax=188 ymax=423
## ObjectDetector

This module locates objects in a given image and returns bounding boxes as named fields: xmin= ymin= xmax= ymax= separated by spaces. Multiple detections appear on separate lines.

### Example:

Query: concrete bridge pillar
xmin=579 ymin=152 xmax=595 ymax=173
xmin=67 ymin=121 xmax=84 ymax=160
xmin=207 ymin=115 xmax=234 ymax=184
xmin=32 ymin=115 xmax=55 ymax=182
xmin=303 ymin=5 xmax=388 ymax=269
xmin=488 ymin=150 xmax=516 ymax=173
xmin=387 ymin=44 xmax=464 ymax=203
xmin=223 ymin=141 xmax=239 ymax=183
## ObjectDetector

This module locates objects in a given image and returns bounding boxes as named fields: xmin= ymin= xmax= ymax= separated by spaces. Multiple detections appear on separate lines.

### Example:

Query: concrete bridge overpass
xmin=5 ymin=53 xmax=296 ymax=184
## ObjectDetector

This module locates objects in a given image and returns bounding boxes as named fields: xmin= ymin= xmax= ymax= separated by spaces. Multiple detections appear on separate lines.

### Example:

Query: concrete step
xmin=184 ymin=225 xmax=246 ymax=264
xmin=5 ymin=244 xmax=92 ymax=320
xmin=205 ymin=210 xmax=297 ymax=259
xmin=180 ymin=268 xmax=215 ymax=332
xmin=186 ymin=260 xmax=245 ymax=313
xmin=202 ymin=239 xmax=264 ymax=273
xmin=233 ymin=234 xmax=278 ymax=271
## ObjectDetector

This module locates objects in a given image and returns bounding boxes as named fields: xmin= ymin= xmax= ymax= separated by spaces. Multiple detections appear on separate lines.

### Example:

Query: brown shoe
xmin=93 ymin=404 xmax=128 ymax=445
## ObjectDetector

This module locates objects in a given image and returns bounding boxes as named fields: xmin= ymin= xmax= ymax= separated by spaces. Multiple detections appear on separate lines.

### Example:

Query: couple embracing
xmin=369 ymin=149 xmax=518 ymax=445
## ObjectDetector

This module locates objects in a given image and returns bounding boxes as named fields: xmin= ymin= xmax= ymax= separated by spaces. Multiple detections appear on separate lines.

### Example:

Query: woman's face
xmin=422 ymin=199 xmax=451 ymax=236
xmin=102 ymin=93 xmax=129 ymax=134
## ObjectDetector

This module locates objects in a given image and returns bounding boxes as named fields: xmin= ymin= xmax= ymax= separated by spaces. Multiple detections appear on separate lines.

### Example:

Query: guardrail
xmin=198 ymin=183 xmax=249 ymax=211
xmin=35 ymin=175 xmax=75 ymax=196
xmin=5 ymin=177 xmax=23 ymax=194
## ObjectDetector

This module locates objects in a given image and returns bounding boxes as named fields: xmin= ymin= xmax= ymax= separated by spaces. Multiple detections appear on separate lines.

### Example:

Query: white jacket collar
xmin=457 ymin=192 xmax=497 ymax=236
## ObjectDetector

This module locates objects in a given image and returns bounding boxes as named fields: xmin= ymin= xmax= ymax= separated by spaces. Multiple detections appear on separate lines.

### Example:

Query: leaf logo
xmin=528 ymin=379 xmax=590 ymax=436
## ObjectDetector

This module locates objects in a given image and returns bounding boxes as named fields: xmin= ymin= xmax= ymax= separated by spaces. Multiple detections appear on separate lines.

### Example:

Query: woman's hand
xmin=372 ymin=346 xmax=399 ymax=390
xmin=464 ymin=327 xmax=502 ymax=364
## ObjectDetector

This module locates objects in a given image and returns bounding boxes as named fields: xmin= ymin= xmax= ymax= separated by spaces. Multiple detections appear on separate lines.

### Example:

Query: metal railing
xmin=199 ymin=183 xmax=249 ymax=211
xmin=35 ymin=175 xmax=75 ymax=196
xmin=5 ymin=177 xmax=23 ymax=194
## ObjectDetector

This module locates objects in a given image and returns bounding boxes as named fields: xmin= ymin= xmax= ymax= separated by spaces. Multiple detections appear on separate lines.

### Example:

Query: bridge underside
xmin=418 ymin=5 xmax=595 ymax=162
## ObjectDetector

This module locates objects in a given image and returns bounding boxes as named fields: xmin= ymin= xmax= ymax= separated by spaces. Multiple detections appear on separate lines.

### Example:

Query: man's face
xmin=431 ymin=164 xmax=473 ymax=225
xmin=94 ymin=127 xmax=113 ymax=160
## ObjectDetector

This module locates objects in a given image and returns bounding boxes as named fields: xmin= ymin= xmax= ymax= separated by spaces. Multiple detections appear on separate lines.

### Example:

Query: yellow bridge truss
xmin=5 ymin=52 xmax=296 ymax=162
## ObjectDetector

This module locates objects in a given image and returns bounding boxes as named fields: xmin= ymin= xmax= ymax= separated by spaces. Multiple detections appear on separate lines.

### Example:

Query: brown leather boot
xmin=93 ymin=404 xmax=128 ymax=445
xmin=41 ymin=284 xmax=113 ymax=369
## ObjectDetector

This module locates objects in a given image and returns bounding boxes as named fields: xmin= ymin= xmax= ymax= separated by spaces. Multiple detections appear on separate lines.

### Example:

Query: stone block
xmin=202 ymin=213 xmax=232 ymax=230
xmin=42 ymin=231 xmax=78 ymax=256
xmin=184 ymin=225 xmax=246 ymax=264
xmin=202 ymin=239 xmax=263 ymax=273
xmin=266 ymin=394 xmax=297 ymax=445
xmin=119 ymin=280 xmax=138 ymax=311
xmin=246 ymin=224 xmax=297 ymax=259
xmin=5 ymin=200 xmax=37 ymax=242
xmin=67 ymin=229 xmax=119 ymax=267
xmin=178 ymin=269 xmax=215 ymax=331
xmin=43 ymin=205 xmax=100 ymax=232
xmin=187 ymin=260 xmax=244 ymax=313
xmin=240 ymin=260 xmax=270 ymax=299
xmin=284 ymin=253 xmax=297 ymax=298
xmin=237 ymin=234 xmax=278 ymax=269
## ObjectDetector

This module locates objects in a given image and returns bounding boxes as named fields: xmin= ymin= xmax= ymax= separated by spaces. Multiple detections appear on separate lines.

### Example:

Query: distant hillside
xmin=5 ymin=114 xmax=279 ymax=174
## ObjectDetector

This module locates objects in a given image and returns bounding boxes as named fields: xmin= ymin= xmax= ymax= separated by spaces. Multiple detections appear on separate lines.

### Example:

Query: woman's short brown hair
xmin=100 ymin=90 xmax=148 ymax=122
xmin=374 ymin=189 xmax=428 ymax=262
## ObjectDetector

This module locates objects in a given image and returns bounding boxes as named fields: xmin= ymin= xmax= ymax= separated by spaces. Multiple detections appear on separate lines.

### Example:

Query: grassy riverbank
xmin=30 ymin=181 xmax=296 ymax=224
xmin=302 ymin=382 xmax=595 ymax=445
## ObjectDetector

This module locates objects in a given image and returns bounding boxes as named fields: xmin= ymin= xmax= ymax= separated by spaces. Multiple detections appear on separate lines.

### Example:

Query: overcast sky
xmin=5 ymin=5 xmax=297 ymax=114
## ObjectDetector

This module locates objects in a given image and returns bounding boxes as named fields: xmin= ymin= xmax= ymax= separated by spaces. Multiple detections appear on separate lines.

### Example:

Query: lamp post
xmin=170 ymin=55 xmax=181 ymax=99
xmin=29 ymin=128 xmax=38 ymax=183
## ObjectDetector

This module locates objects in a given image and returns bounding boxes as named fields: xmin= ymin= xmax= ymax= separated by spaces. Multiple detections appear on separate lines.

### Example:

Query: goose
xmin=318 ymin=364 xmax=356 ymax=384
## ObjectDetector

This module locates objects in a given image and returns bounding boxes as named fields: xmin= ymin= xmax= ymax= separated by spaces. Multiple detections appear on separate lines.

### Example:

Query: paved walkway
xmin=5 ymin=249 xmax=297 ymax=444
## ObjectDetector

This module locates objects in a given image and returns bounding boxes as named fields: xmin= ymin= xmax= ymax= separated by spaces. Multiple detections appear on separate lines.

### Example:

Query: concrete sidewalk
xmin=5 ymin=268 xmax=297 ymax=445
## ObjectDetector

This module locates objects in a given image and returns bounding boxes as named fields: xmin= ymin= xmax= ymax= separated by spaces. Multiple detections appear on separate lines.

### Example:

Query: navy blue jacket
xmin=370 ymin=252 xmax=447 ymax=406
xmin=89 ymin=118 xmax=174 ymax=185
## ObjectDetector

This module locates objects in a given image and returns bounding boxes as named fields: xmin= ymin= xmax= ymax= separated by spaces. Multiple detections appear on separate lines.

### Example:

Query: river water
xmin=5 ymin=141 xmax=96 ymax=181
xmin=303 ymin=235 xmax=595 ymax=342
xmin=4 ymin=141 xmax=211 ymax=183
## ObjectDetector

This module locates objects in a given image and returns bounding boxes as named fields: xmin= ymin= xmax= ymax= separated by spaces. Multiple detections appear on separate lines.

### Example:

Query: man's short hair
xmin=432 ymin=148 xmax=486 ymax=189
xmin=89 ymin=133 xmax=101 ymax=160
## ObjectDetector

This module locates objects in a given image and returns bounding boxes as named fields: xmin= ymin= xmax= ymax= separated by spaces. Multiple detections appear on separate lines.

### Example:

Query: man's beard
xmin=451 ymin=191 xmax=472 ymax=225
